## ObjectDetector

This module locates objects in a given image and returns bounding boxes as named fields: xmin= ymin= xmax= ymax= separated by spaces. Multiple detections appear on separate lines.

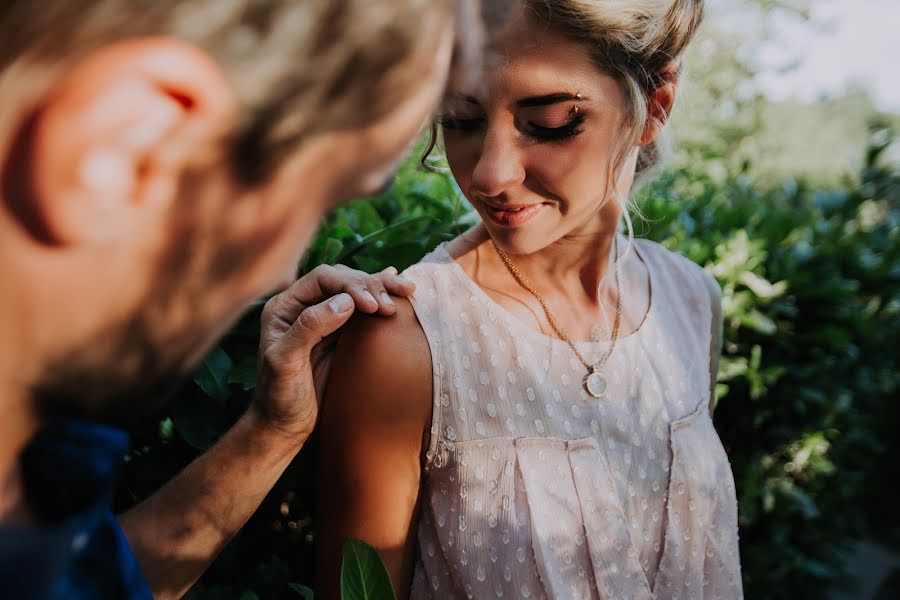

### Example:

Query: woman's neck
xmin=468 ymin=207 xmax=623 ymax=308
xmin=519 ymin=230 xmax=618 ymax=306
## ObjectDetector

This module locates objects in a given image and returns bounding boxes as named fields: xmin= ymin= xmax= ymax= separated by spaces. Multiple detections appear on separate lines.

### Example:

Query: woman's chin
xmin=483 ymin=223 xmax=554 ymax=256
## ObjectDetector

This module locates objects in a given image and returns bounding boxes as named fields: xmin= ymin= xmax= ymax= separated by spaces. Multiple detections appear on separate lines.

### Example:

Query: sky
xmin=718 ymin=0 xmax=900 ymax=112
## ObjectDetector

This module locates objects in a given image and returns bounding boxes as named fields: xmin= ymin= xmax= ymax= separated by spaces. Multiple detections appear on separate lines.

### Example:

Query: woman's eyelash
xmin=438 ymin=116 xmax=484 ymax=131
xmin=524 ymin=113 xmax=586 ymax=141
xmin=438 ymin=113 xmax=586 ymax=142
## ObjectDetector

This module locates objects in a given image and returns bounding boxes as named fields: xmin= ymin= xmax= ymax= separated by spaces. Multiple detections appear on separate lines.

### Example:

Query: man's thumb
xmin=285 ymin=293 xmax=355 ymax=351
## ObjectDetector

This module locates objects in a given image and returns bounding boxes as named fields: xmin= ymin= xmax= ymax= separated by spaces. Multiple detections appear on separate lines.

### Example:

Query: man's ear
xmin=638 ymin=62 xmax=680 ymax=148
xmin=21 ymin=38 xmax=235 ymax=246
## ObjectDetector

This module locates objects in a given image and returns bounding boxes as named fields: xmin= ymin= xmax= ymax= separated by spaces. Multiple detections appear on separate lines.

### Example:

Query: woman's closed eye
xmin=438 ymin=112 xmax=586 ymax=142
xmin=520 ymin=111 xmax=585 ymax=141
xmin=439 ymin=115 xmax=485 ymax=132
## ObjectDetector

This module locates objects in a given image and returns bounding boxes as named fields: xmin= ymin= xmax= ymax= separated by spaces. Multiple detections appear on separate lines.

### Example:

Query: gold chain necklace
xmin=492 ymin=236 xmax=623 ymax=398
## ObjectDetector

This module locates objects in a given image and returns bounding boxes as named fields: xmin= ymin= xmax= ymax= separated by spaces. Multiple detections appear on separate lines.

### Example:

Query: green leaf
xmin=338 ymin=215 xmax=434 ymax=263
xmin=341 ymin=539 xmax=396 ymax=600
xmin=778 ymin=481 xmax=820 ymax=519
xmin=350 ymin=256 xmax=389 ymax=273
xmin=158 ymin=417 xmax=174 ymax=441
xmin=289 ymin=583 xmax=315 ymax=599
xmin=193 ymin=345 xmax=233 ymax=401
xmin=741 ymin=309 xmax=777 ymax=335
xmin=228 ymin=356 xmax=259 ymax=391
xmin=321 ymin=238 xmax=345 ymax=265
xmin=738 ymin=271 xmax=788 ymax=300
xmin=171 ymin=390 xmax=233 ymax=451
xmin=349 ymin=201 xmax=387 ymax=235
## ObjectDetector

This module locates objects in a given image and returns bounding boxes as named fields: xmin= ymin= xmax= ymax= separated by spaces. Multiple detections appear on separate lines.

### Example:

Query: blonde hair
xmin=0 ymin=0 xmax=483 ymax=185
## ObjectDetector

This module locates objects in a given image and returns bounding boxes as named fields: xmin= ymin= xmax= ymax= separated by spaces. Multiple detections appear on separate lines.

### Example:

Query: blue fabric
xmin=0 ymin=421 xmax=152 ymax=599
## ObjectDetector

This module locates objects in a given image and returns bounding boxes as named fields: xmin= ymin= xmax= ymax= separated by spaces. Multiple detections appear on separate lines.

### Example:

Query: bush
xmin=636 ymin=124 xmax=900 ymax=598
xmin=116 ymin=129 xmax=900 ymax=599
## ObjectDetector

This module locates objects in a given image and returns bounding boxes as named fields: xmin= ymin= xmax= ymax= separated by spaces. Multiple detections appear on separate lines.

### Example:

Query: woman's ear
xmin=20 ymin=38 xmax=235 ymax=246
xmin=638 ymin=63 xmax=680 ymax=147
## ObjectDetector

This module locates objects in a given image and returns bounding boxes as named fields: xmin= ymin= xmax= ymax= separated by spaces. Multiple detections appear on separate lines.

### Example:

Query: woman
xmin=317 ymin=1 xmax=743 ymax=598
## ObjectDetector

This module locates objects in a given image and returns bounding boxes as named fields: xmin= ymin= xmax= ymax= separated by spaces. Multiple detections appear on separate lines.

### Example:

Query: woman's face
xmin=441 ymin=14 xmax=636 ymax=254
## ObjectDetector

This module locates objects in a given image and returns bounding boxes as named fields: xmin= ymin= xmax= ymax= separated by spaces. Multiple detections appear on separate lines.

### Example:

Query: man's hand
xmin=250 ymin=264 xmax=415 ymax=441
xmin=122 ymin=264 xmax=414 ymax=600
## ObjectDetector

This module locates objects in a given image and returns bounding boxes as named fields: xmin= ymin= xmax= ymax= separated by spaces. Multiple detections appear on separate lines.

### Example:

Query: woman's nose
xmin=470 ymin=125 xmax=525 ymax=199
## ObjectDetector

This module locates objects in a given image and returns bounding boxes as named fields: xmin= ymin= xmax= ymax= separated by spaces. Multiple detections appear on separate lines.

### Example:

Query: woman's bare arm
xmin=315 ymin=299 xmax=433 ymax=600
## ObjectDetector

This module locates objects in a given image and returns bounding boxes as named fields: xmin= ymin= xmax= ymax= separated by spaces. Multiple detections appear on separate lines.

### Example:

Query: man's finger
xmin=282 ymin=293 xmax=356 ymax=354
xmin=364 ymin=277 xmax=396 ymax=316
xmin=263 ymin=265 xmax=332 ymax=322
xmin=266 ymin=265 xmax=414 ymax=327
xmin=344 ymin=285 xmax=381 ymax=314
xmin=379 ymin=268 xmax=416 ymax=297
xmin=315 ymin=268 xmax=403 ymax=315
xmin=265 ymin=266 xmax=367 ymax=322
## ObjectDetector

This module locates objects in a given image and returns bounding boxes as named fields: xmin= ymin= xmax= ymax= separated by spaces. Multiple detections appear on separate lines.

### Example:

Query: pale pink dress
xmin=403 ymin=237 xmax=743 ymax=599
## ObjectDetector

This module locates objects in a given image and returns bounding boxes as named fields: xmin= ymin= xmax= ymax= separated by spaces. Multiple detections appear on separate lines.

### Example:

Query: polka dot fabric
xmin=405 ymin=238 xmax=743 ymax=599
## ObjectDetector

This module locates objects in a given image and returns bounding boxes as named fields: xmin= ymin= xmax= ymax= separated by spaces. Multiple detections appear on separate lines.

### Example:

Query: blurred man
xmin=0 ymin=0 xmax=482 ymax=597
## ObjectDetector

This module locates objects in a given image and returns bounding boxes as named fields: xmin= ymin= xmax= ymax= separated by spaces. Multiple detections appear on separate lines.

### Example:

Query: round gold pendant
xmin=584 ymin=371 xmax=608 ymax=398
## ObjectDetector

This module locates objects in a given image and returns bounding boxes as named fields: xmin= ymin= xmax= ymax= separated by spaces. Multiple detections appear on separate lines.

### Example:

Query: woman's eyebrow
xmin=445 ymin=93 xmax=480 ymax=104
xmin=444 ymin=92 xmax=588 ymax=108
xmin=517 ymin=93 xmax=585 ymax=107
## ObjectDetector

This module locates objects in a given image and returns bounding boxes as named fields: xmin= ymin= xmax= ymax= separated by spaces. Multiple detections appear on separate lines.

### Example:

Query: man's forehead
xmin=481 ymin=0 xmax=523 ymax=33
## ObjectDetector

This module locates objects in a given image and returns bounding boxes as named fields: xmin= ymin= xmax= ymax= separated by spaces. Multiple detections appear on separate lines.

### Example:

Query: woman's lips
xmin=482 ymin=202 xmax=547 ymax=227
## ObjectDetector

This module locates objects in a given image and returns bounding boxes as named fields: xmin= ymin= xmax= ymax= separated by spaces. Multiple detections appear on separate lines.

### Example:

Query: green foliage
xmin=635 ymin=123 xmax=900 ymax=598
xmin=340 ymin=540 xmax=396 ymax=600
xmin=288 ymin=583 xmax=314 ymax=600
xmin=115 ymin=127 xmax=899 ymax=599
xmin=301 ymin=154 xmax=473 ymax=275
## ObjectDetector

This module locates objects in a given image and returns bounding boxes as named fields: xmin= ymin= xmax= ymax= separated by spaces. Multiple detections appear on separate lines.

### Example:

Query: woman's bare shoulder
xmin=324 ymin=297 xmax=433 ymax=422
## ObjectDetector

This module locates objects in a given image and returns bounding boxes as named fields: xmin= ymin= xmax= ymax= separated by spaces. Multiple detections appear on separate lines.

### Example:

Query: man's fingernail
xmin=380 ymin=292 xmax=395 ymax=306
xmin=385 ymin=266 xmax=399 ymax=275
xmin=329 ymin=294 xmax=353 ymax=313
xmin=398 ymin=276 xmax=414 ymax=285
xmin=362 ymin=291 xmax=377 ymax=305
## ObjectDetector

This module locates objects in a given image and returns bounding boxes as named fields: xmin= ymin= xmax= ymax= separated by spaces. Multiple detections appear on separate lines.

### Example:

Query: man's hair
xmin=0 ymin=0 xmax=483 ymax=184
